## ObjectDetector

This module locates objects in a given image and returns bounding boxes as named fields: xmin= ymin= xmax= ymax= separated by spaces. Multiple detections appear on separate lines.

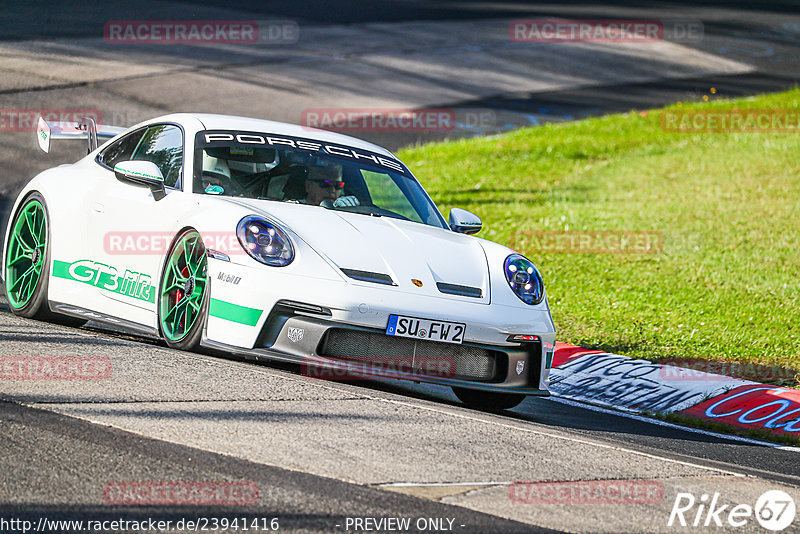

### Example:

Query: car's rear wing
xmin=37 ymin=116 xmax=126 ymax=154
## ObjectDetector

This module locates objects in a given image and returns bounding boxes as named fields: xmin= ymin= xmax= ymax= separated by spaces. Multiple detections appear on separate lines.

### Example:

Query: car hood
xmin=226 ymin=198 xmax=492 ymax=303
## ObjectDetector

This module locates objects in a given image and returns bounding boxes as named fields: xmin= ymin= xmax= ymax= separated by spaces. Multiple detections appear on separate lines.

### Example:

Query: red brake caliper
xmin=174 ymin=265 xmax=191 ymax=328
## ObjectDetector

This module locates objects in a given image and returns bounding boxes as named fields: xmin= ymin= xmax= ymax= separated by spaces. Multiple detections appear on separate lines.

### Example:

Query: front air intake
xmin=341 ymin=268 xmax=395 ymax=286
xmin=317 ymin=328 xmax=500 ymax=381
xmin=436 ymin=282 xmax=482 ymax=298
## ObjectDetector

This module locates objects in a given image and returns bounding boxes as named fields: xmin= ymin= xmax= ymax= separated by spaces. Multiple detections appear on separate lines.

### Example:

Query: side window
xmin=130 ymin=125 xmax=184 ymax=188
xmin=97 ymin=129 xmax=146 ymax=170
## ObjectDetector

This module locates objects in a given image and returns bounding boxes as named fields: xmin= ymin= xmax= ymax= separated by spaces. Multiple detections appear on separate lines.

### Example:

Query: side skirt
xmin=49 ymin=301 xmax=160 ymax=336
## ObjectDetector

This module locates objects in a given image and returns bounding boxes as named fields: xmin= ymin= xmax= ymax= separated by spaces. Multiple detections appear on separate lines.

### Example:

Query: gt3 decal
xmin=52 ymin=260 xmax=155 ymax=302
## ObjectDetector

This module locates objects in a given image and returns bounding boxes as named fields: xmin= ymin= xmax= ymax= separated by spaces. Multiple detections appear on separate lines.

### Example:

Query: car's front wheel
xmin=158 ymin=229 xmax=208 ymax=350
xmin=452 ymin=387 xmax=526 ymax=411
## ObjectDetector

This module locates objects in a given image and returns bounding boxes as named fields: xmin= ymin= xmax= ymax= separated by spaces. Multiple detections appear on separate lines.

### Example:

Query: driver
xmin=304 ymin=162 xmax=359 ymax=207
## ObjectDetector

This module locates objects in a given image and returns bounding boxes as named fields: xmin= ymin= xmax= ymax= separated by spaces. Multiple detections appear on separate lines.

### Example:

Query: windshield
xmin=194 ymin=130 xmax=447 ymax=229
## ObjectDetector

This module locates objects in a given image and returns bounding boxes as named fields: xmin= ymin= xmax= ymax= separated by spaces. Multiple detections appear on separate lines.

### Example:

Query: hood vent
xmin=437 ymin=282 xmax=483 ymax=298
xmin=341 ymin=268 xmax=396 ymax=286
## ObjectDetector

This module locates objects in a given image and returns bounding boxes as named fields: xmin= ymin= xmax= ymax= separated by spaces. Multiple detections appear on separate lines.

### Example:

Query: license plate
xmin=386 ymin=315 xmax=465 ymax=344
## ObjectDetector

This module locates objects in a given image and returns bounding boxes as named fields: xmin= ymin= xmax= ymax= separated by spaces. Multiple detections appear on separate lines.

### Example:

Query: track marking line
xmin=379 ymin=481 xmax=511 ymax=487
xmin=20 ymin=397 xmax=369 ymax=405
xmin=352 ymin=395 xmax=746 ymax=478
xmin=253 ymin=363 xmax=800 ymax=455
xmin=376 ymin=474 xmax=738 ymax=488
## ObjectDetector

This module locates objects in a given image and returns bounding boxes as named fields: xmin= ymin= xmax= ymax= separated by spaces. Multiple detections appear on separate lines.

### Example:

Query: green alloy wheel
xmin=5 ymin=196 xmax=49 ymax=316
xmin=159 ymin=229 xmax=208 ymax=349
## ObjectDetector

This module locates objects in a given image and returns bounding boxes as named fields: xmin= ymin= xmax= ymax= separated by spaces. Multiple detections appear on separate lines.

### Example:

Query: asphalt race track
xmin=2 ymin=296 xmax=799 ymax=533
xmin=2 ymin=2 xmax=800 ymax=533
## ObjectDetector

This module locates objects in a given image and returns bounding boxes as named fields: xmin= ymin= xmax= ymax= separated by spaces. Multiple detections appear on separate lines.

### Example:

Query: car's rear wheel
xmin=5 ymin=194 xmax=50 ymax=317
xmin=452 ymin=387 xmax=526 ymax=411
xmin=4 ymin=194 xmax=88 ymax=326
xmin=158 ymin=229 xmax=208 ymax=350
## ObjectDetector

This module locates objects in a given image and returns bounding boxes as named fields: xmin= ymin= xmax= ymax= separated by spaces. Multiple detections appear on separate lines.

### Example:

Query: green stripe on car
xmin=209 ymin=298 xmax=262 ymax=326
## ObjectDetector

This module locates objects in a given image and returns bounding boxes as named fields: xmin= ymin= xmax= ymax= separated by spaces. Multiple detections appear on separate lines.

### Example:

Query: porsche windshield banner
xmin=197 ymin=130 xmax=409 ymax=175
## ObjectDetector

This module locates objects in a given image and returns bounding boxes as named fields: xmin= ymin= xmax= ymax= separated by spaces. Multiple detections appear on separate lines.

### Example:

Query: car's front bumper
xmin=204 ymin=257 xmax=556 ymax=394
xmin=202 ymin=300 xmax=554 ymax=395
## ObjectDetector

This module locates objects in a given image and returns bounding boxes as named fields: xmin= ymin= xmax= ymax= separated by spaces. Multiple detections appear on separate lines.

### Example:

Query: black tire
xmin=161 ymin=290 xmax=208 ymax=351
xmin=452 ymin=387 xmax=526 ymax=411
xmin=3 ymin=192 xmax=86 ymax=327
xmin=157 ymin=229 xmax=209 ymax=351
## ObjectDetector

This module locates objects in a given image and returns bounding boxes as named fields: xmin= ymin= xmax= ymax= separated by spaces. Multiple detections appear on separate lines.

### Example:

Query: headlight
xmin=504 ymin=254 xmax=544 ymax=305
xmin=236 ymin=215 xmax=294 ymax=267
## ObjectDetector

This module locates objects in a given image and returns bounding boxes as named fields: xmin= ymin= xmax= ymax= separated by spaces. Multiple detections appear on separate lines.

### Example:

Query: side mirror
xmin=114 ymin=161 xmax=166 ymax=201
xmin=449 ymin=208 xmax=482 ymax=235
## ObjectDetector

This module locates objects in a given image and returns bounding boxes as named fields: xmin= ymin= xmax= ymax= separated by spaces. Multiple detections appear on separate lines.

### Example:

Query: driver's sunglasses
xmin=310 ymin=179 xmax=345 ymax=190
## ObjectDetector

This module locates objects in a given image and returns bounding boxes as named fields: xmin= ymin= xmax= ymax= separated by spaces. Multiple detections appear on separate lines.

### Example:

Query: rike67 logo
xmin=668 ymin=490 xmax=796 ymax=531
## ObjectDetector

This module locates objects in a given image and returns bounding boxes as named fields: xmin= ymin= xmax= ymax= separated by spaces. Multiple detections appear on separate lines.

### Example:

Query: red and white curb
xmin=550 ymin=343 xmax=800 ymax=440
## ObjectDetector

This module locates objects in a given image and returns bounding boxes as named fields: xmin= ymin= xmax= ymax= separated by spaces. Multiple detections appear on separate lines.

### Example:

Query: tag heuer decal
xmin=516 ymin=360 xmax=525 ymax=375
xmin=288 ymin=327 xmax=304 ymax=343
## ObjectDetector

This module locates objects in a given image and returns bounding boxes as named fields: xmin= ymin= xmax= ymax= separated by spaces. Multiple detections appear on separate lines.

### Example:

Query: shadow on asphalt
xmin=4 ymin=1 xmax=800 ymax=40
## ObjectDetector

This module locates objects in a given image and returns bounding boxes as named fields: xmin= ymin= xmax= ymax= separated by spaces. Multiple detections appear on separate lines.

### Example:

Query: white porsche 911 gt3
xmin=3 ymin=113 xmax=556 ymax=410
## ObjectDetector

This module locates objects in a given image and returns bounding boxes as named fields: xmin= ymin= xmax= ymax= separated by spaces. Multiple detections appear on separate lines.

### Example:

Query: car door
xmin=88 ymin=123 xmax=194 ymax=327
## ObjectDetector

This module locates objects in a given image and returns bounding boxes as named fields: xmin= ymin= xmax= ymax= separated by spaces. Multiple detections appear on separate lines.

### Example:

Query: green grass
xmin=399 ymin=90 xmax=800 ymax=382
